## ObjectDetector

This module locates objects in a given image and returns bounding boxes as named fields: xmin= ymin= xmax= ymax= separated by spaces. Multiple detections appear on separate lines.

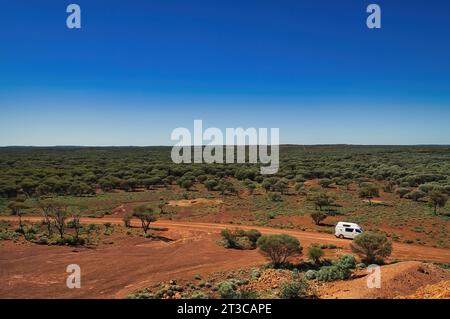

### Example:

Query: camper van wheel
xmin=339 ymin=235 xmax=344 ymax=239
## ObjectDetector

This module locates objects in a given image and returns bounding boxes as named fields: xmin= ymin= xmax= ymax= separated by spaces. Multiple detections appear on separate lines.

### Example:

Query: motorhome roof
xmin=337 ymin=222 xmax=360 ymax=227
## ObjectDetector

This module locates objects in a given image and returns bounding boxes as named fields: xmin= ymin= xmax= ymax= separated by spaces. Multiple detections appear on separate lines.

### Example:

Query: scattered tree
xmin=8 ymin=199 xmax=28 ymax=231
xmin=310 ymin=211 xmax=327 ymax=225
xmin=396 ymin=187 xmax=410 ymax=199
xmin=133 ymin=205 xmax=156 ymax=234
xmin=350 ymin=232 xmax=392 ymax=264
xmin=257 ymin=234 xmax=302 ymax=266
xmin=51 ymin=204 xmax=69 ymax=239
xmin=359 ymin=182 xmax=379 ymax=205
xmin=428 ymin=191 xmax=448 ymax=215
xmin=319 ymin=178 xmax=333 ymax=188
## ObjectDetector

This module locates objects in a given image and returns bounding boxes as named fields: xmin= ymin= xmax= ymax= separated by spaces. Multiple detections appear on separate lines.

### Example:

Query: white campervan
xmin=335 ymin=222 xmax=363 ymax=239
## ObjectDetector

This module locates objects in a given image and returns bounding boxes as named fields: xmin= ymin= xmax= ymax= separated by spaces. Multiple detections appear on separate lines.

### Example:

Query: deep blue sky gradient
xmin=1 ymin=0 xmax=449 ymax=145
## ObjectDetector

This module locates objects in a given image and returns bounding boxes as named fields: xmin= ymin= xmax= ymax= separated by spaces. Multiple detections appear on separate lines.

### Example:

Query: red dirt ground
xmin=1 ymin=216 xmax=449 ymax=299
xmin=319 ymin=261 xmax=450 ymax=299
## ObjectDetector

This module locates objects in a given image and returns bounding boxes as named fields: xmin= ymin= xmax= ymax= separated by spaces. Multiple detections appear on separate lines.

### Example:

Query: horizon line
xmin=1 ymin=144 xmax=450 ymax=148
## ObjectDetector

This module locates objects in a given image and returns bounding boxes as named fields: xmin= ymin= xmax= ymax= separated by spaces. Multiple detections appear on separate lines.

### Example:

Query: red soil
xmin=1 ymin=216 xmax=449 ymax=299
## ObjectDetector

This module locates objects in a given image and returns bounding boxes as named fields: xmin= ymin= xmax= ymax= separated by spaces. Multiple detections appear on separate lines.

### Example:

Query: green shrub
xmin=316 ymin=254 xmax=356 ymax=282
xmin=279 ymin=276 xmax=309 ymax=299
xmin=305 ymin=270 xmax=318 ymax=280
xmin=351 ymin=232 xmax=392 ymax=264
xmin=310 ymin=211 xmax=327 ymax=225
xmin=316 ymin=265 xmax=348 ymax=282
xmin=337 ymin=254 xmax=357 ymax=269
xmin=220 ymin=228 xmax=261 ymax=250
xmin=237 ymin=288 xmax=258 ymax=299
xmin=308 ymin=244 xmax=324 ymax=265
xmin=251 ymin=268 xmax=261 ymax=279
xmin=320 ymin=243 xmax=337 ymax=249
xmin=217 ymin=281 xmax=238 ymax=299
xmin=267 ymin=192 xmax=282 ymax=202
xmin=0 ymin=229 xmax=19 ymax=240
xmin=257 ymin=234 xmax=302 ymax=266
xmin=53 ymin=236 xmax=86 ymax=246
xmin=356 ymin=263 xmax=367 ymax=269
xmin=190 ymin=292 xmax=209 ymax=299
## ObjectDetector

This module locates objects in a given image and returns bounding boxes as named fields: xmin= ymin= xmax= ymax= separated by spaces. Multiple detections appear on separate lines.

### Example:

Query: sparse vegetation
xmin=307 ymin=244 xmax=324 ymax=265
xmin=132 ymin=205 xmax=156 ymax=235
xmin=351 ymin=232 xmax=392 ymax=264
xmin=220 ymin=228 xmax=261 ymax=250
xmin=257 ymin=234 xmax=302 ymax=266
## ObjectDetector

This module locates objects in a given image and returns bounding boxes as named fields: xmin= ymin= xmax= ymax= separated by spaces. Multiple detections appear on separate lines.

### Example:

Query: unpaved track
xmin=0 ymin=216 xmax=449 ymax=299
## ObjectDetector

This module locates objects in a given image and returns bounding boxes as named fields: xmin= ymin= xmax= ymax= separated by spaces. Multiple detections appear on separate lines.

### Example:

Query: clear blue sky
xmin=1 ymin=0 xmax=449 ymax=146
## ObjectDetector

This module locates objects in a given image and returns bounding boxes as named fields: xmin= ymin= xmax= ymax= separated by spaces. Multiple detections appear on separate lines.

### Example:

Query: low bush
xmin=190 ymin=292 xmax=209 ymax=299
xmin=52 ymin=236 xmax=86 ymax=246
xmin=217 ymin=280 xmax=238 ymax=299
xmin=220 ymin=228 xmax=262 ymax=250
xmin=257 ymin=234 xmax=302 ymax=266
xmin=279 ymin=275 xmax=310 ymax=299
xmin=267 ymin=192 xmax=282 ymax=202
xmin=308 ymin=244 xmax=324 ymax=265
xmin=320 ymin=243 xmax=337 ymax=249
xmin=316 ymin=254 xmax=356 ymax=282
xmin=304 ymin=270 xmax=318 ymax=280
xmin=0 ymin=229 xmax=19 ymax=240
xmin=316 ymin=265 xmax=348 ymax=282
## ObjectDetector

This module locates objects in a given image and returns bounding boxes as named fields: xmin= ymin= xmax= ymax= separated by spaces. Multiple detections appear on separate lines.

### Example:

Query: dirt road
xmin=1 ymin=216 xmax=449 ymax=298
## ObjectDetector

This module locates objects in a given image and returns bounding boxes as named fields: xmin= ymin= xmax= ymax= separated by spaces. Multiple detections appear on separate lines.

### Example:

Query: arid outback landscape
xmin=0 ymin=145 xmax=449 ymax=299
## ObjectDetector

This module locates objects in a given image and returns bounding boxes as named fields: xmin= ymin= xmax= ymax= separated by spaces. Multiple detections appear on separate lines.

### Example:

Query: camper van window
xmin=345 ymin=228 xmax=354 ymax=232
xmin=355 ymin=229 xmax=361 ymax=233
xmin=343 ymin=224 xmax=351 ymax=227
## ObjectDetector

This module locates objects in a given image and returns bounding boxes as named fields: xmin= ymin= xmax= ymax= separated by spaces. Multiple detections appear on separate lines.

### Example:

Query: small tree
xmin=342 ymin=179 xmax=352 ymax=190
xmin=39 ymin=201 xmax=54 ymax=236
xmin=312 ymin=192 xmax=334 ymax=211
xmin=51 ymin=204 xmax=69 ymax=239
xmin=428 ymin=191 xmax=448 ymax=215
xmin=245 ymin=181 xmax=257 ymax=195
xmin=133 ymin=205 xmax=156 ymax=234
xmin=204 ymin=179 xmax=218 ymax=191
xmin=310 ymin=211 xmax=327 ymax=226
xmin=123 ymin=214 xmax=132 ymax=227
xmin=308 ymin=244 xmax=324 ymax=265
xmin=279 ymin=275 xmax=310 ymax=299
xmin=294 ymin=182 xmax=304 ymax=194
xmin=350 ymin=232 xmax=392 ymax=264
xmin=8 ymin=200 xmax=28 ymax=231
xmin=359 ymin=182 xmax=379 ymax=205
xmin=319 ymin=178 xmax=332 ymax=188
xmin=405 ymin=190 xmax=426 ymax=202
xmin=396 ymin=187 xmax=410 ymax=199
xmin=261 ymin=180 xmax=272 ymax=193
xmin=158 ymin=202 xmax=166 ymax=214
xmin=274 ymin=179 xmax=289 ymax=195
xmin=257 ymin=234 xmax=302 ymax=266
xmin=383 ymin=181 xmax=395 ymax=193
xmin=71 ymin=213 xmax=82 ymax=240
xmin=181 ymin=179 xmax=193 ymax=191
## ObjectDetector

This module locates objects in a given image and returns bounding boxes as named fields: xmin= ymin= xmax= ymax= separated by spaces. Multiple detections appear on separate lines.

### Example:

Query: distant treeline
xmin=0 ymin=145 xmax=449 ymax=199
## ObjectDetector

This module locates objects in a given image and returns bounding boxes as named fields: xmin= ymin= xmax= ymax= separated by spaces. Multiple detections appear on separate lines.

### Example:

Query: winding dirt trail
xmin=0 ymin=216 xmax=449 ymax=298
